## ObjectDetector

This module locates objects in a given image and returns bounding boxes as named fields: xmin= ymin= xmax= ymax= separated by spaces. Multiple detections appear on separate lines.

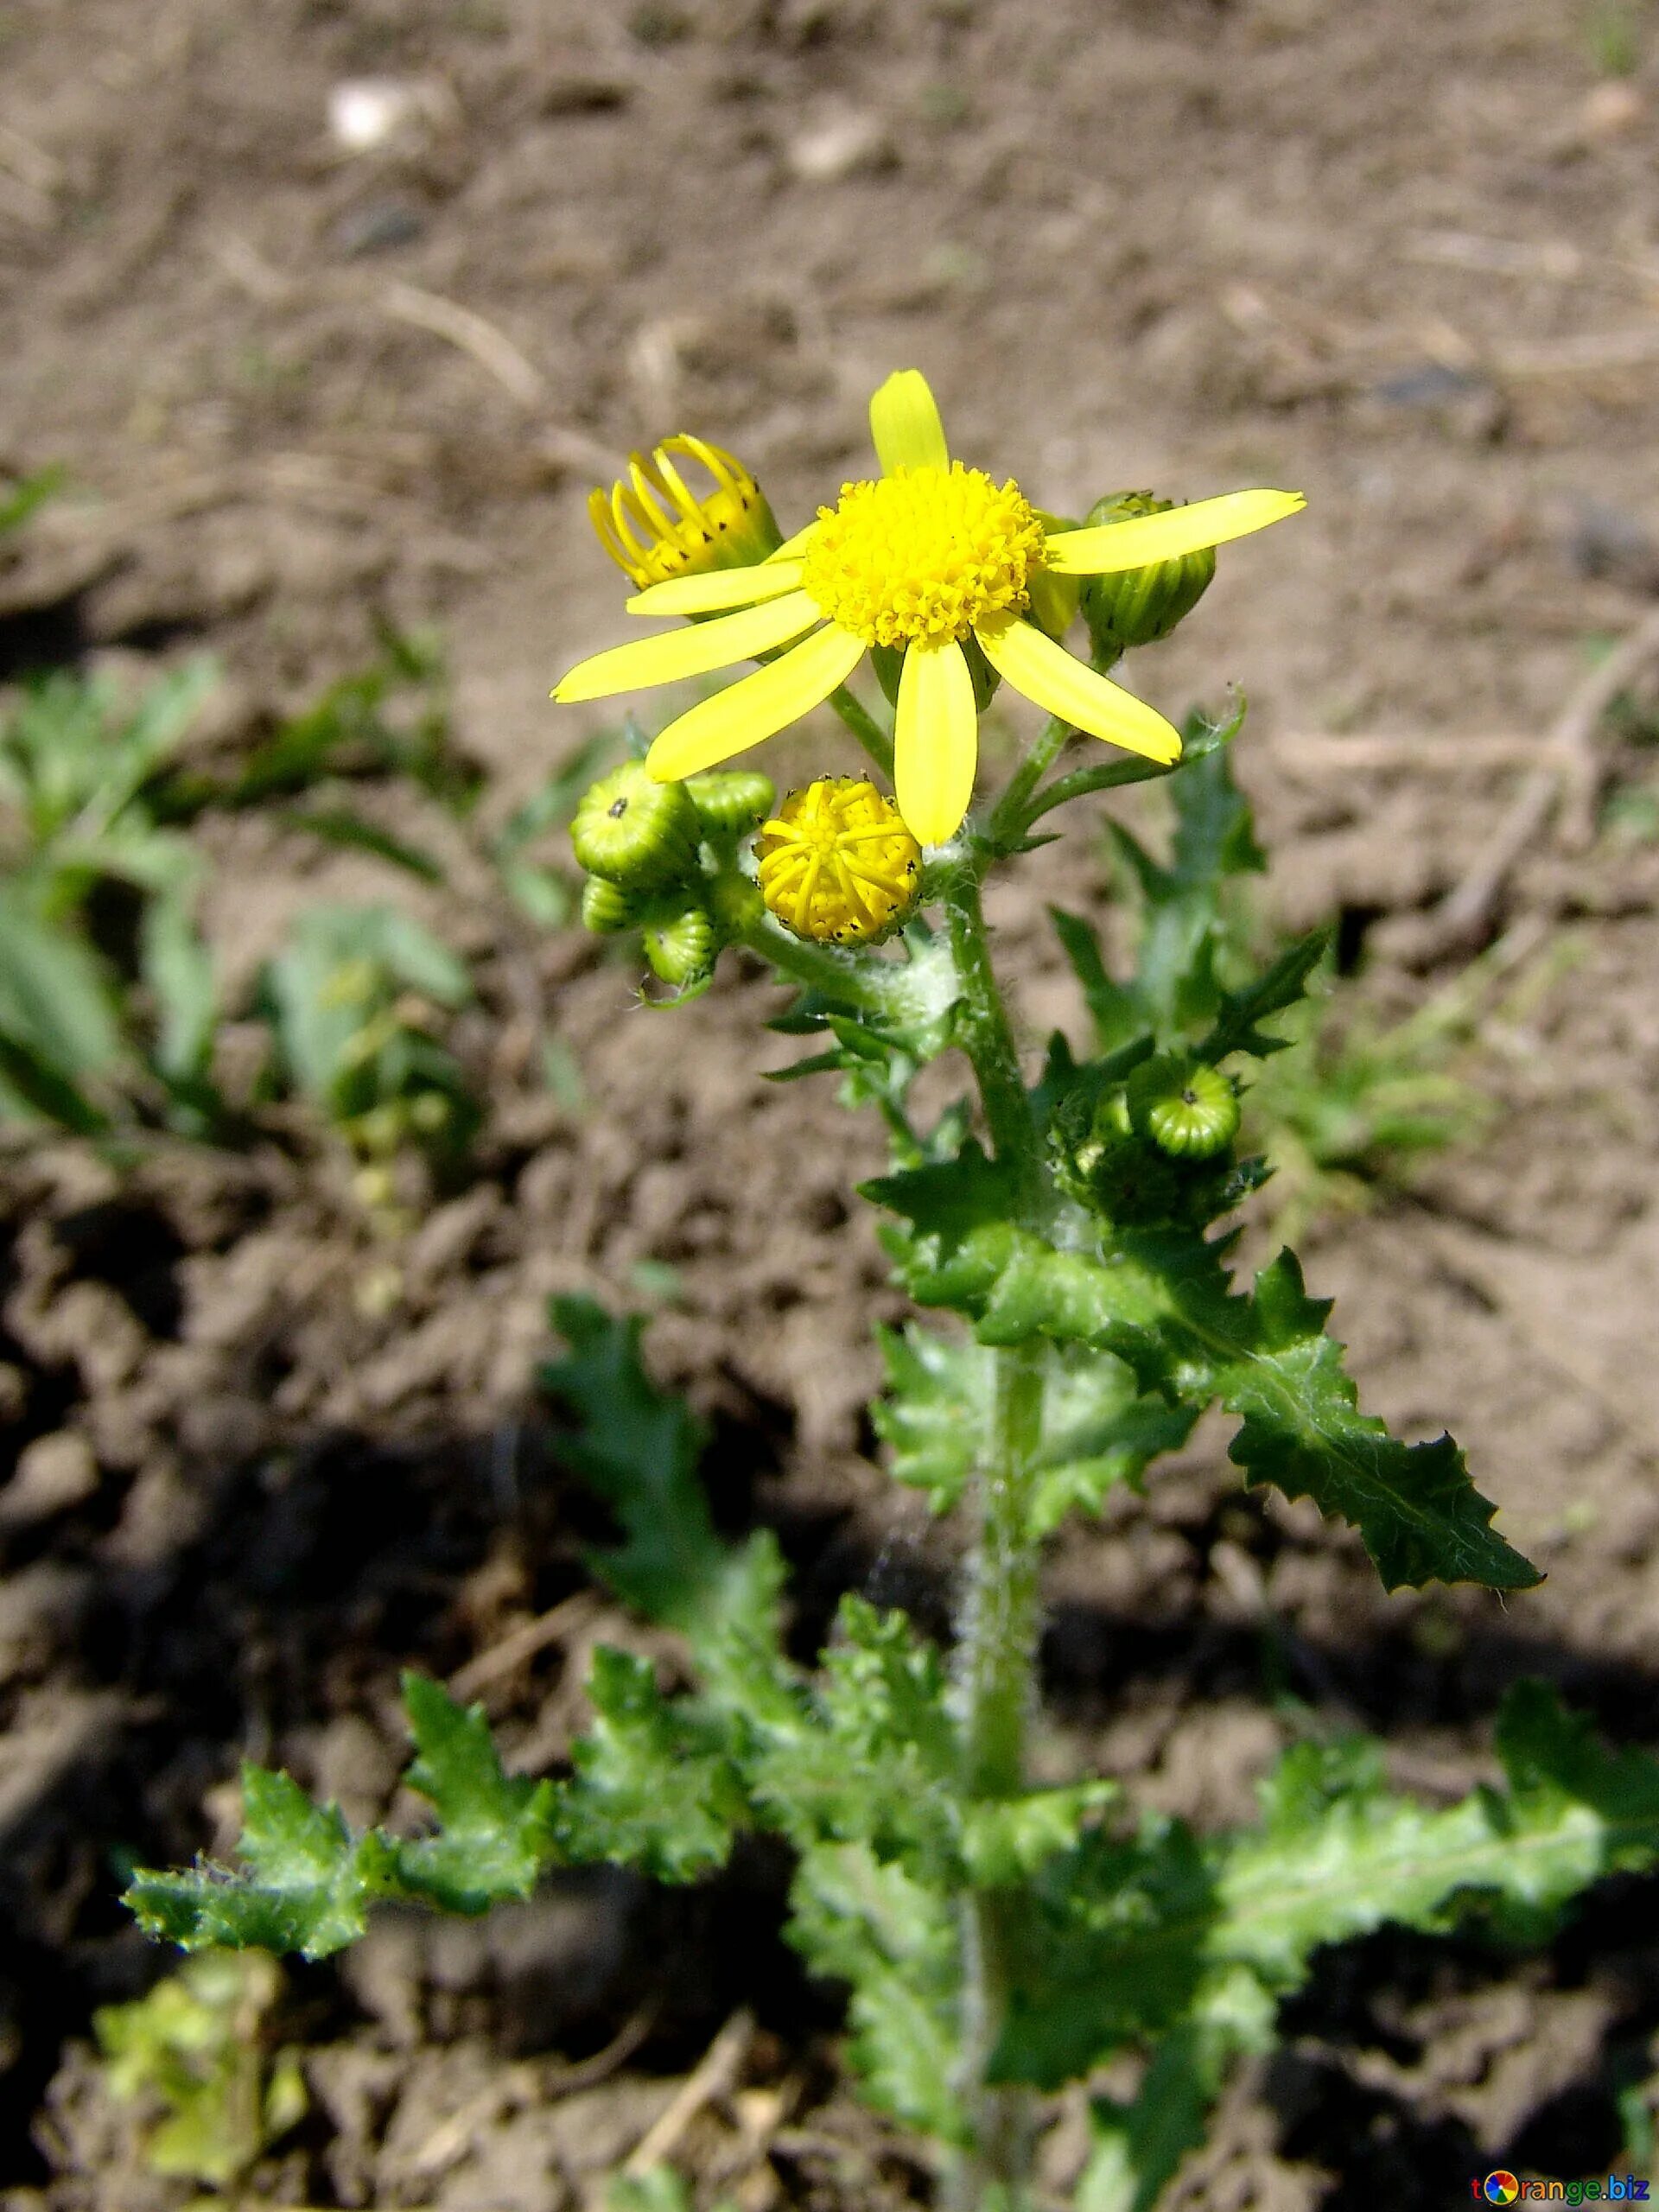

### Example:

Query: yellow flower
xmin=554 ymin=372 xmax=1304 ymax=848
xmin=755 ymin=779 xmax=921 ymax=944
xmin=589 ymin=435 xmax=782 ymax=589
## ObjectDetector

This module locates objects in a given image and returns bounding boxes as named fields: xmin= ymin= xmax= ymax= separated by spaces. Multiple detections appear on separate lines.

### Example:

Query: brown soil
xmin=5 ymin=0 xmax=1659 ymax=2203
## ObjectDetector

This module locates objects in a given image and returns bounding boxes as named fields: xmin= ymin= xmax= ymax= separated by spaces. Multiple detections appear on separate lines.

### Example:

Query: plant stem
xmin=937 ymin=855 xmax=1050 ymax=2209
xmin=986 ymin=712 xmax=1074 ymax=850
xmin=935 ymin=861 xmax=1042 ymax=1216
xmin=827 ymin=683 xmax=895 ymax=779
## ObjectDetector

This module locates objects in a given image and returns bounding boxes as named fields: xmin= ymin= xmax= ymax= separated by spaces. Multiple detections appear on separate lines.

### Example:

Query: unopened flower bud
xmin=571 ymin=760 xmax=702 ymax=891
xmin=643 ymin=901 xmax=716 ymax=987
xmin=581 ymin=875 xmax=647 ymax=934
xmin=589 ymin=436 xmax=782 ymax=591
xmin=1077 ymin=492 xmax=1216 ymax=659
xmin=685 ymin=769 xmax=775 ymax=836
xmin=1124 ymin=1056 xmax=1240 ymax=1158
xmin=755 ymin=779 xmax=920 ymax=944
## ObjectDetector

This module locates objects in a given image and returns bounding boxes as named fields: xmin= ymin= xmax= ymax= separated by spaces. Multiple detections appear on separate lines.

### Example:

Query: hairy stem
xmin=986 ymin=711 xmax=1074 ymax=850
xmin=938 ymin=861 xmax=1050 ymax=2209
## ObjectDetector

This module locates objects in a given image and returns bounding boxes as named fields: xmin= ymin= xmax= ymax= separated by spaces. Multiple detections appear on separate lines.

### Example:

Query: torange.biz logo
xmin=1471 ymin=2179 xmax=1652 ymax=2204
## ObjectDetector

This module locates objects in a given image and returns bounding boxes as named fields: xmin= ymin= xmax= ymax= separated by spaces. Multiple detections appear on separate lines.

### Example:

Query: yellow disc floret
xmin=754 ymin=779 xmax=921 ymax=944
xmin=589 ymin=435 xmax=782 ymax=590
xmin=798 ymin=463 xmax=1047 ymax=649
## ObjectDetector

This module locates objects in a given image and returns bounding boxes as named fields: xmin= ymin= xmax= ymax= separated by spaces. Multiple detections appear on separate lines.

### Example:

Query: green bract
xmin=1078 ymin=490 xmax=1217 ymax=659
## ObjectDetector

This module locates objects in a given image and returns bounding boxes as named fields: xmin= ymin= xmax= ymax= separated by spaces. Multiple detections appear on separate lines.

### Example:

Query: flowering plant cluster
xmin=127 ymin=375 xmax=1659 ymax=2210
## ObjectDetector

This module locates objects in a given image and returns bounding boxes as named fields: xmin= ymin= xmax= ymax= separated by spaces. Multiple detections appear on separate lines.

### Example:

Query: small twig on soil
xmin=447 ymin=1589 xmax=606 ymax=1701
xmin=1268 ymin=732 xmax=1545 ymax=770
xmin=1420 ymin=600 xmax=1659 ymax=957
xmin=379 ymin=281 xmax=546 ymax=410
xmin=621 ymin=2007 xmax=755 ymax=2177
xmin=543 ymin=1996 xmax=663 ymax=2096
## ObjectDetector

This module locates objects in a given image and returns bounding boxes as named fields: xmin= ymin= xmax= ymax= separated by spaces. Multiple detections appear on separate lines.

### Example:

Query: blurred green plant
xmin=94 ymin=1948 xmax=306 ymax=2191
xmin=0 ymin=659 xmax=223 ymax=1133
xmin=1586 ymin=0 xmax=1644 ymax=75
xmin=0 ymin=630 xmax=607 ymax=1161
xmin=0 ymin=462 xmax=67 ymax=538
xmin=258 ymin=902 xmax=478 ymax=1188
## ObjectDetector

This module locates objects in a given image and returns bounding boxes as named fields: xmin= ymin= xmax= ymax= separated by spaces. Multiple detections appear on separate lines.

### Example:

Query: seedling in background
xmin=258 ymin=902 xmax=478 ymax=1210
xmin=0 ymin=659 xmax=222 ymax=1134
xmin=94 ymin=1948 xmax=305 ymax=2190
xmin=127 ymin=371 xmax=1624 ymax=2212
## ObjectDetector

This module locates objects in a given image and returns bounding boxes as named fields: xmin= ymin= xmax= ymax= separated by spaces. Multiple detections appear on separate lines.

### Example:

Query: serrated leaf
xmin=557 ymin=1648 xmax=745 ymax=1884
xmin=873 ymin=1322 xmax=1194 ymax=1535
xmin=124 ymin=1768 xmax=386 ymax=1961
xmin=865 ymin=1149 xmax=1536 ymax=1592
xmin=786 ymin=1839 xmax=967 ymax=2143
xmin=752 ymin=1599 xmax=958 ymax=1875
xmin=540 ymin=1296 xmax=780 ymax=1651
xmin=999 ymin=1685 xmax=1659 ymax=2095
xmin=1217 ymin=1249 xmax=1538 ymax=1592
xmin=1196 ymin=928 xmax=1331 ymax=1065
xmin=1049 ymin=906 xmax=1144 ymax=1052
xmin=391 ymin=1674 xmax=555 ymax=1911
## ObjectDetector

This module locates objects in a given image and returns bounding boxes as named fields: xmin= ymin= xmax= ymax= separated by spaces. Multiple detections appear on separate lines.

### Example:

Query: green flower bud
xmin=570 ymin=761 xmax=702 ymax=892
xmin=685 ymin=770 xmax=775 ymax=836
xmin=643 ymin=901 xmax=716 ymax=987
xmin=1077 ymin=492 xmax=1216 ymax=659
xmin=581 ymin=874 xmax=646 ymax=934
xmin=1124 ymin=1056 xmax=1240 ymax=1158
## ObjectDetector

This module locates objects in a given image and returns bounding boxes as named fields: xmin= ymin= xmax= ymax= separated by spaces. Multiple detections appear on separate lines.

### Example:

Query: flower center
xmin=799 ymin=464 xmax=1046 ymax=648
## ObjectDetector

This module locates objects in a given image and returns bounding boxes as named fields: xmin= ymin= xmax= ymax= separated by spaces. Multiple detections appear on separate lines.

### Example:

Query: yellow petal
xmin=975 ymin=617 xmax=1181 ymax=763
xmin=553 ymin=593 xmax=822 ymax=703
xmin=869 ymin=370 xmax=950 ymax=476
xmin=894 ymin=638 xmax=977 ymax=846
xmin=646 ymin=622 xmax=867 ymax=782
xmin=626 ymin=559 xmax=806 ymax=617
xmin=1044 ymin=488 xmax=1306 ymax=575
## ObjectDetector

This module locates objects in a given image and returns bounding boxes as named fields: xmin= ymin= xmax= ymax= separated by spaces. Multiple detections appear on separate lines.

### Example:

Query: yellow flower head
xmin=755 ymin=778 xmax=921 ymax=944
xmin=589 ymin=435 xmax=782 ymax=590
xmin=554 ymin=372 xmax=1305 ymax=849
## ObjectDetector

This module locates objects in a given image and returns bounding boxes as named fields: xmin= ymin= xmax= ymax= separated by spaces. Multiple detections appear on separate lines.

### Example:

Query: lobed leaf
xmin=865 ymin=1146 xmax=1537 ymax=1592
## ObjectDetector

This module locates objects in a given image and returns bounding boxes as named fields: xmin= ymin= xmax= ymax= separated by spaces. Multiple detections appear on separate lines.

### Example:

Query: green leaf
xmin=390 ymin=1674 xmax=556 ymax=1912
xmin=998 ymin=1685 xmax=1659 ymax=2095
xmin=786 ymin=1839 xmax=967 ymax=2143
xmin=556 ymin=1647 xmax=745 ymax=1884
xmin=873 ymin=1323 xmax=1194 ymax=1535
xmin=1195 ymin=928 xmax=1332 ymax=1066
xmin=540 ymin=1296 xmax=779 ymax=1652
xmin=0 ymin=887 xmax=123 ymax=1127
xmin=750 ymin=1598 xmax=958 ymax=1876
xmin=141 ymin=891 xmax=219 ymax=1096
xmin=1048 ymin=906 xmax=1144 ymax=1053
xmin=865 ymin=1148 xmax=1537 ymax=1592
xmin=124 ymin=1768 xmax=386 ymax=1961
xmin=276 ymin=803 xmax=447 ymax=882
xmin=0 ymin=461 xmax=67 ymax=536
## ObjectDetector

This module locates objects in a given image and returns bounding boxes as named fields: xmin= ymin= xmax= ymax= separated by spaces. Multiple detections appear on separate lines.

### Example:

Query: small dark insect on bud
xmin=570 ymin=760 xmax=702 ymax=891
